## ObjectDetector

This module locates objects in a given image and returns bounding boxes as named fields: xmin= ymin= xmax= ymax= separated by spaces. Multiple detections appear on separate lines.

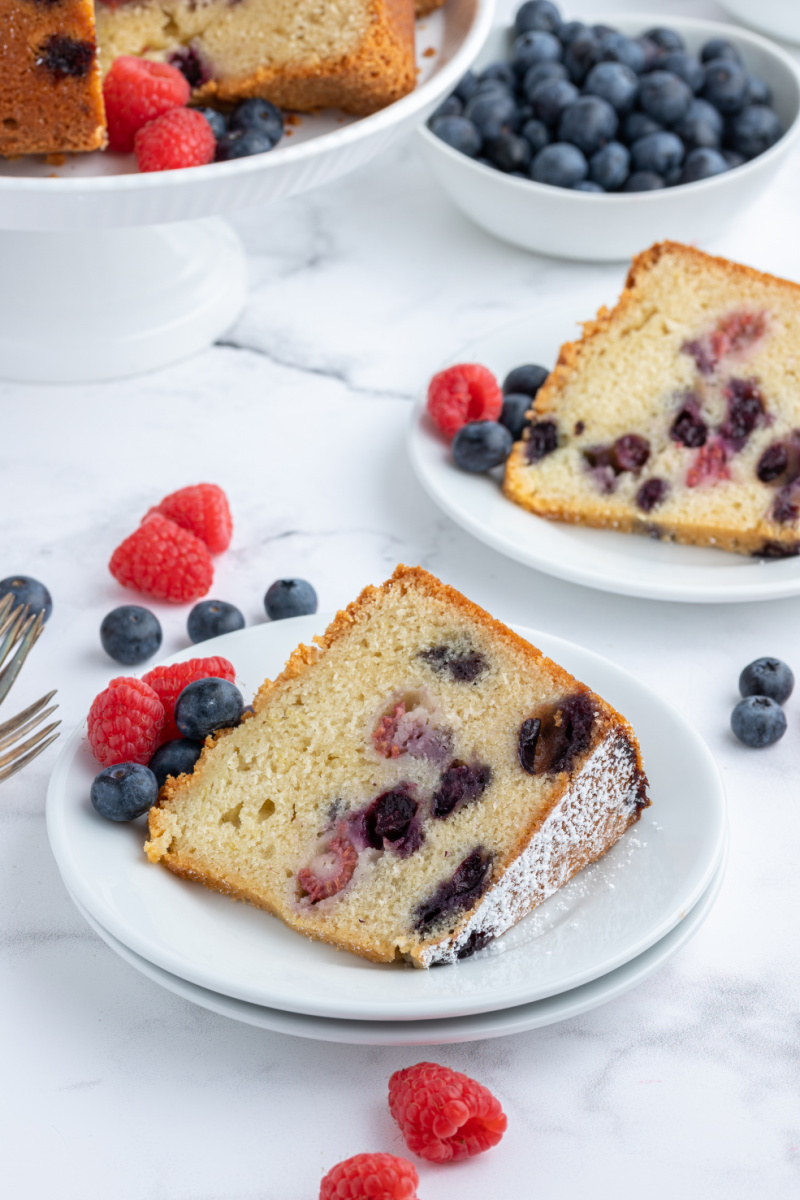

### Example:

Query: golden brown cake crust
xmin=503 ymin=241 xmax=800 ymax=556
xmin=0 ymin=0 xmax=106 ymax=156
xmin=147 ymin=566 xmax=649 ymax=966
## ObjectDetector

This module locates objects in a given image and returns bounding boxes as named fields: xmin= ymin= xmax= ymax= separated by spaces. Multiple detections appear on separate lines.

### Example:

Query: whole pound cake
xmin=146 ymin=566 xmax=649 ymax=967
xmin=95 ymin=0 xmax=417 ymax=114
xmin=505 ymin=242 xmax=800 ymax=558
xmin=0 ymin=0 xmax=106 ymax=156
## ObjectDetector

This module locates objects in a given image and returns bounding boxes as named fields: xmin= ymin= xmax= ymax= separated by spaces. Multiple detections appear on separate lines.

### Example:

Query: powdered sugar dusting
xmin=420 ymin=733 xmax=645 ymax=966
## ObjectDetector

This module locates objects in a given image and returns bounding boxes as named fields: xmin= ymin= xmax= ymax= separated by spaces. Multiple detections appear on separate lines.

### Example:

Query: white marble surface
xmin=3 ymin=1 xmax=800 ymax=1196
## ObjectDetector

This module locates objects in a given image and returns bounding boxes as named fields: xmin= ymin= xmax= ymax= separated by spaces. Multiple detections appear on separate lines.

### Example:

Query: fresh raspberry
xmin=426 ymin=364 xmax=503 ymax=440
xmin=146 ymin=483 xmax=233 ymax=554
xmin=142 ymin=656 xmax=236 ymax=742
xmin=87 ymin=677 xmax=165 ymax=767
xmin=388 ymin=1062 xmax=507 ymax=1163
xmin=319 ymin=1153 xmax=418 ymax=1200
xmin=103 ymin=56 xmax=190 ymax=154
xmin=135 ymin=107 xmax=216 ymax=173
xmin=109 ymin=514 xmax=213 ymax=605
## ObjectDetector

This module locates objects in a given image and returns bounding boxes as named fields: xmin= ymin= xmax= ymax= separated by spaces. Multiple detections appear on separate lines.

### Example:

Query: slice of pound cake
xmin=95 ymin=0 xmax=417 ymax=114
xmin=504 ymin=242 xmax=800 ymax=558
xmin=146 ymin=566 xmax=649 ymax=967
xmin=0 ymin=0 xmax=106 ymax=156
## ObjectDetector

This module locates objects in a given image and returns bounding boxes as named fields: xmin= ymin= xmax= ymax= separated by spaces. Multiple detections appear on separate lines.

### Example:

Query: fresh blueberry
xmin=745 ymin=75 xmax=771 ymax=107
xmin=148 ymin=738 xmax=205 ymax=789
xmin=574 ymin=179 xmax=604 ymax=191
xmin=500 ymin=394 xmax=533 ymax=439
xmin=663 ymin=165 xmax=683 ymax=187
xmin=636 ymin=36 xmax=662 ymax=72
xmin=503 ymin=363 xmax=549 ymax=397
xmin=731 ymin=695 xmax=787 ymax=747
xmin=512 ymin=30 xmax=563 ymax=78
xmin=229 ymin=98 xmax=283 ymax=144
xmin=584 ymin=62 xmax=639 ymax=114
xmin=590 ymin=140 xmax=630 ymax=189
xmin=521 ymin=118 xmax=550 ymax=154
xmin=591 ymin=24 xmax=616 ymax=40
xmin=100 ymin=605 xmax=162 ymax=665
xmin=623 ymin=171 xmax=665 ymax=191
xmin=739 ymin=657 xmax=794 ymax=704
xmin=264 ymin=578 xmax=318 ymax=621
xmin=216 ymin=130 xmax=276 ymax=160
xmin=431 ymin=94 xmax=462 ymax=120
xmin=521 ymin=59 xmax=568 ymax=101
xmin=452 ymin=421 xmax=514 ymax=472
xmin=463 ymin=91 xmax=518 ymax=139
xmin=559 ymin=21 xmax=590 ymax=46
xmin=430 ymin=114 xmax=482 ymax=157
xmin=638 ymin=71 xmax=693 ymax=124
xmin=187 ymin=599 xmax=245 ymax=644
xmin=90 ymin=762 xmax=158 ymax=822
xmin=0 ymin=575 xmax=52 ymax=622
xmin=622 ymin=111 xmax=663 ymax=142
xmin=174 ymin=677 xmax=245 ymax=741
xmin=563 ymin=32 xmax=601 ymax=85
xmin=530 ymin=79 xmax=579 ymax=126
xmin=532 ymin=141 xmax=589 ymax=187
xmin=597 ymin=32 xmax=645 ymax=75
xmin=644 ymin=27 xmax=685 ymax=53
xmin=671 ymin=98 xmax=723 ymax=149
xmin=196 ymin=107 xmax=227 ymax=141
xmin=558 ymin=95 xmax=617 ymax=155
xmin=680 ymin=147 xmax=729 ymax=183
xmin=722 ymin=148 xmax=745 ymax=169
xmin=454 ymin=70 xmax=479 ymax=103
xmin=658 ymin=51 xmax=705 ymax=94
xmin=514 ymin=1 xmax=562 ymax=37
xmin=479 ymin=60 xmax=516 ymax=89
xmin=729 ymin=105 xmax=783 ymax=159
xmin=700 ymin=38 xmax=742 ymax=66
xmin=702 ymin=58 xmax=748 ymax=115
xmin=484 ymin=132 xmax=532 ymax=173
xmin=631 ymin=131 xmax=684 ymax=175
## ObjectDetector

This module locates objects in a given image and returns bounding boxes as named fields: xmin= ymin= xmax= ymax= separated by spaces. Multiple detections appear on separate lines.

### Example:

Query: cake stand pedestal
xmin=0 ymin=220 xmax=246 ymax=383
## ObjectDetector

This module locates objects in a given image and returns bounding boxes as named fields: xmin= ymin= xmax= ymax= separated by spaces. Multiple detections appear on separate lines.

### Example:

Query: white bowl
xmin=417 ymin=13 xmax=800 ymax=261
xmin=719 ymin=1 xmax=800 ymax=47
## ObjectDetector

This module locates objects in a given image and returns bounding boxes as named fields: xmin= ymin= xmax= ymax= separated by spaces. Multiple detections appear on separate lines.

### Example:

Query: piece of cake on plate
xmin=94 ymin=0 xmax=417 ymax=114
xmin=0 ymin=0 xmax=106 ymax=156
xmin=504 ymin=242 xmax=800 ymax=559
xmin=145 ymin=566 xmax=649 ymax=967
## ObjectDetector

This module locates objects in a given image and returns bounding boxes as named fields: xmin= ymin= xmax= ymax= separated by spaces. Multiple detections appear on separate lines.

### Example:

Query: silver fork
xmin=0 ymin=593 xmax=60 ymax=782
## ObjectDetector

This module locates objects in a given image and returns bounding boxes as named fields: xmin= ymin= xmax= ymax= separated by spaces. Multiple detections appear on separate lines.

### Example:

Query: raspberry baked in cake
xmin=94 ymin=0 xmax=417 ymax=114
xmin=505 ymin=242 xmax=800 ymax=558
xmin=146 ymin=566 xmax=649 ymax=967
xmin=0 ymin=0 xmax=106 ymax=156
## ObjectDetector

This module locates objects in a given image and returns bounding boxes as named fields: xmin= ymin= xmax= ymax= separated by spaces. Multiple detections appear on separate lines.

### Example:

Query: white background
xmin=2 ymin=2 xmax=800 ymax=1197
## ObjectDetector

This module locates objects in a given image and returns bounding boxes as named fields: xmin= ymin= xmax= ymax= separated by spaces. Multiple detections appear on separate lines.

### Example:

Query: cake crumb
xmin=45 ymin=153 xmax=67 ymax=166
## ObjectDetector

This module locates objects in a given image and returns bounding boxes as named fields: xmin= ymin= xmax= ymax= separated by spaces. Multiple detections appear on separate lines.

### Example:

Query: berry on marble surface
xmin=739 ymin=657 xmax=794 ymax=705
xmin=264 ymin=578 xmax=318 ymax=621
xmin=187 ymin=599 xmax=245 ymax=644
xmin=100 ymin=605 xmax=162 ymax=665
xmin=319 ymin=1153 xmax=418 ymax=1200
xmin=0 ymin=575 xmax=52 ymax=621
xmin=731 ymin=696 xmax=786 ymax=747
xmin=109 ymin=514 xmax=213 ymax=604
xmin=388 ymin=1061 xmax=507 ymax=1163
xmin=147 ymin=483 xmax=232 ymax=554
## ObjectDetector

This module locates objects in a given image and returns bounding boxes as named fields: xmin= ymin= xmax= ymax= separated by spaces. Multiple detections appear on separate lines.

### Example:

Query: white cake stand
xmin=0 ymin=0 xmax=493 ymax=383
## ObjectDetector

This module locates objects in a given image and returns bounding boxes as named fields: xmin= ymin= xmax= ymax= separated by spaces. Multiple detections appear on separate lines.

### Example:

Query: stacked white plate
xmin=48 ymin=617 xmax=727 ymax=1044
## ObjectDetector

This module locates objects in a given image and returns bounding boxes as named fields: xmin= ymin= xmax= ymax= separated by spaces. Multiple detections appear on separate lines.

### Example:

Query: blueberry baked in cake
xmin=0 ymin=0 xmax=106 ymax=156
xmin=94 ymin=0 xmax=417 ymax=114
xmin=504 ymin=242 xmax=800 ymax=558
xmin=146 ymin=566 xmax=649 ymax=967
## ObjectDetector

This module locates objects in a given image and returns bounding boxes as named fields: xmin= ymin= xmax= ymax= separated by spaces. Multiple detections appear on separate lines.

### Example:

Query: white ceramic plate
xmin=67 ymin=847 xmax=726 ymax=1045
xmin=47 ymin=616 xmax=726 ymax=1021
xmin=408 ymin=294 xmax=800 ymax=603
xmin=0 ymin=0 xmax=495 ymax=230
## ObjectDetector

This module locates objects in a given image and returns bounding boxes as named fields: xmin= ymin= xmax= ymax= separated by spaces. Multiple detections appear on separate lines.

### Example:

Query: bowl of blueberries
xmin=418 ymin=2 xmax=800 ymax=260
